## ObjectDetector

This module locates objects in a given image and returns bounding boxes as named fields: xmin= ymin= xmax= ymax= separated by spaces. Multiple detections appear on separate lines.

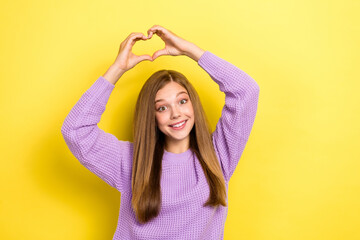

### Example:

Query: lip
xmin=169 ymin=120 xmax=187 ymax=127
xmin=169 ymin=120 xmax=187 ymax=130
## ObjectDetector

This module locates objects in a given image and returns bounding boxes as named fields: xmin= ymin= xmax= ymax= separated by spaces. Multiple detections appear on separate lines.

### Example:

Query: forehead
xmin=155 ymin=82 xmax=188 ymax=100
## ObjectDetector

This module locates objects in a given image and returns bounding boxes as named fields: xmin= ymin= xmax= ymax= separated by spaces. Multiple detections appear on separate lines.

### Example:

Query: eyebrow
xmin=155 ymin=91 xmax=188 ymax=103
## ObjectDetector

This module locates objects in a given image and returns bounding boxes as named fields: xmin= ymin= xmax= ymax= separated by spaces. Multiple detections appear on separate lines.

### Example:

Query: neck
xmin=164 ymin=137 xmax=190 ymax=154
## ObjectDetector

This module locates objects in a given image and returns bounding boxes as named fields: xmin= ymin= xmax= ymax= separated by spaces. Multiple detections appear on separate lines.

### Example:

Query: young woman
xmin=61 ymin=25 xmax=260 ymax=240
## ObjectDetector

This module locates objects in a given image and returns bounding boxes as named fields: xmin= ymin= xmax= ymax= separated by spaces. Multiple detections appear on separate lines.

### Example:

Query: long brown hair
xmin=132 ymin=69 xmax=227 ymax=224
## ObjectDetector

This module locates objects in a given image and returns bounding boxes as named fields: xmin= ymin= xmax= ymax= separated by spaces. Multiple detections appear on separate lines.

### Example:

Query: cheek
xmin=155 ymin=114 xmax=167 ymax=127
xmin=186 ymin=103 xmax=194 ymax=116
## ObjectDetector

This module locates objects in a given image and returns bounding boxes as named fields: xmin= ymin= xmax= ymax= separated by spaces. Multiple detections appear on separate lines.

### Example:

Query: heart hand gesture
xmin=105 ymin=25 xmax=205 ymax=85
xmin=113 ymin=32 xmax=153 ymax=72
xmin=146 ymin=25 xmax=195 ymax=60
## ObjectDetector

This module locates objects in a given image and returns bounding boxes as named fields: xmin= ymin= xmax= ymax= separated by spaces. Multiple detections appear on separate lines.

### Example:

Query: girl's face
xmin=155 ymin=81 xmax=195 ymax=149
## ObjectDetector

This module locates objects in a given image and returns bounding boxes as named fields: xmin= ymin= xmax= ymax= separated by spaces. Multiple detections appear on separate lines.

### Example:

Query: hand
xmin=113 ymin=32 xmax=153 ymax=72
xmin=146 ymin=25 xmax=205 ymax=61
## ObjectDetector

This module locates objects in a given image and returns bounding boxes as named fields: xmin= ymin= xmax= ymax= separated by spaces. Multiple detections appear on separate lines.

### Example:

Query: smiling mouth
xmin=169 ymin=120 xmax=187 ymax=129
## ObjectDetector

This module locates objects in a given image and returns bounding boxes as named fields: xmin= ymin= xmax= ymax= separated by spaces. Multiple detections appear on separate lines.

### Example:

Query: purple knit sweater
xmin=61 ymin=51 xmax=260 ymax=239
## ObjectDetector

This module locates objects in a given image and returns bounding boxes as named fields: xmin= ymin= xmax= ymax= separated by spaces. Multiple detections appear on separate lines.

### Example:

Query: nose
xmin=171 ymin=105 xmax=181 ymax=119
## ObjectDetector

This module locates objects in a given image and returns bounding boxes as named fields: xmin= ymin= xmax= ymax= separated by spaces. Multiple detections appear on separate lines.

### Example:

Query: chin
xmin=165 ymin=130 xmax=191 ymax=142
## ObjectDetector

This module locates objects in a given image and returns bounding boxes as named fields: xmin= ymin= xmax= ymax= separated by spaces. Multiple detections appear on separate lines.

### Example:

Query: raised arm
xmin=61 ymin=31 xmax=153 ymax=192
xmin=197 ymin=51 xmax=260 ymax=182
xmin=61 ymin=76 xmax=133 ymax=192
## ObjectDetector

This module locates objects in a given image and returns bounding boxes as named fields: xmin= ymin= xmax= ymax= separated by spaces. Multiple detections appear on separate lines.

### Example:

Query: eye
xmin=157 ymin=106 xmax=167 ymax=112
xmin=180 ymin=99 xmax=188 ymax=104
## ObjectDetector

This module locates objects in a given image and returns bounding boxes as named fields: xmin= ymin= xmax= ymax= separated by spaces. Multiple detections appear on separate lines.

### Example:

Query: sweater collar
xmin=162 ymin=148 xmax=193 ymax=164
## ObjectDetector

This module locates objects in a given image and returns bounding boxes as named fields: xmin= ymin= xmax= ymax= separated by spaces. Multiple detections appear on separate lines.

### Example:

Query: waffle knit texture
xmin=61 ymin=51 xmax=260 ymax=239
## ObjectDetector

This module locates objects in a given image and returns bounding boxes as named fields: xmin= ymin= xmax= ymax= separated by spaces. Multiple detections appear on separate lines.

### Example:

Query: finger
xmin=146 ymin=29 xmax=154 ymax=39
xmin=136 ymin=55 xmax=153 ymax=64
xmin=152 ymin=49 xmax=168 ymax=60
xmin=123 ymin=32 xmax=140 ymax=44
xmin=146 ymin=31 xmax=153 ymax=39
xmin=121 ymin=32 xmax=142 ymax=49
xmin=141 ymin=55 xmax=153 ymax=62
xmin=129 ymin=33 xmax=147 ymax=43
xmin=149 ymin=24 xmax=165 ymax=32
xmin=147 ymin=29 xmax=154 ymax=39
xmin=125 ymin=33 xmax=147 ymax=48
xmin=147 ymin=25 xmax=167 ymax=38
xmin=120 ymin=33 xmax=135 ymax=48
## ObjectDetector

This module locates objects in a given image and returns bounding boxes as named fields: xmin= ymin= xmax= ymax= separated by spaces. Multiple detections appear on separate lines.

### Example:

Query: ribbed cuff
xmin=84 ymin=76 xmax=116 ymax=106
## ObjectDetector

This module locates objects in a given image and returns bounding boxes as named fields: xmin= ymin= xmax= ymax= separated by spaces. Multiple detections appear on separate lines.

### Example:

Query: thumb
xmin=136 ymin=55 xmax=153 ymax=64
xmin=152 ymin=49 xmax=168 ymax=60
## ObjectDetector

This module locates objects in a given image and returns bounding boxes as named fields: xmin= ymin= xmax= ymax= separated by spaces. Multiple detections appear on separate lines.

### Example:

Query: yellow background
xmin=1 ymin=0 xmax=359 ymax=239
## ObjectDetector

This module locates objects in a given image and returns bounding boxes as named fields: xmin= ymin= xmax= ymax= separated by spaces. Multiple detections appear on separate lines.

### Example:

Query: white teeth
xmin=171 ymin=120 xmax=186 ymax=128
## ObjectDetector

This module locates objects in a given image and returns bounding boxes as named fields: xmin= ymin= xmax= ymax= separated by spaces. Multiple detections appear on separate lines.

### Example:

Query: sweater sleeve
xmin=197 ymin=51 xmax=260 ymax=182
xmin=60 ymin=76 xmax=133 ymax=193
